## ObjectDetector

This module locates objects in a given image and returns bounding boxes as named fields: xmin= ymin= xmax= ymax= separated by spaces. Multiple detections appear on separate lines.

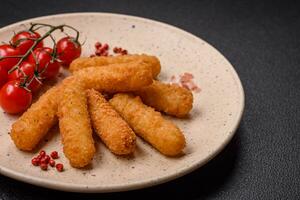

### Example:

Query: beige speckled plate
xmin=0 ymin=13 xmax=244 ymax=192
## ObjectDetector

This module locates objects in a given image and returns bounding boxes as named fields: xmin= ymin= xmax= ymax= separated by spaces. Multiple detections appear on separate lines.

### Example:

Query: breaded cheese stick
xmin=58 ymin=79 xmax=95 ymax=168
xmin=75 ymin=61 xmax=153 ymax=92
xmin=70 ymin=54 xmax=161 ymax=78
xmin=109 ymin=93 xmax=186 ymax=156
xmin=10 ymin=77 xmax=73 ymax=151
xmin=86 ymin=89 xmax=136 ymax=155
xmin=10 ymin=86 xmax=59 ymax=151
xmin=134 ymin=80 xmax=193 ymax=117
xmin=10 ymin=61 xmax=152 ymax=151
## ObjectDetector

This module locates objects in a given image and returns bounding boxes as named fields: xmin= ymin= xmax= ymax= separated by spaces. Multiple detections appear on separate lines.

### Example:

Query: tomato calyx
xmin=8 ymin=61 xmax=43 ymax=93
xmin=28 ymin=47 xmax=61 ymax=80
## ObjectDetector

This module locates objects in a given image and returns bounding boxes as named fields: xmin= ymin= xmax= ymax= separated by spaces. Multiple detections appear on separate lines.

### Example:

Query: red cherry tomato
xmin=8 ymin=62 xmax=42 ymax=92
xmin=28 ymin=47 xmax=60 ymax=80
xmin=11 ymin=31 xmax=44 ymax=55
xmin=56 ymin=37 xmax=81 ymax=66
xmin=0 ymin=44 xmax=20 ymax=71
xmin=0 ymin=65 xmax=8 ymax=88
xmin=0 ymin=80 xmax=32 ymax=114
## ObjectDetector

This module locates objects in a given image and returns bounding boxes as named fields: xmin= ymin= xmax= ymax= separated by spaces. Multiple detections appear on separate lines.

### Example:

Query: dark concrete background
xmin=0 ymin=0 xmax=299 ymax=199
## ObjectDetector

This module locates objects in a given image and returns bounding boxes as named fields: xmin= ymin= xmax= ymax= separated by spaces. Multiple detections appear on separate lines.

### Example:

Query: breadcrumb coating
xmin=10 ymin=61 xmax=152 ymax=152
xmin=69 ymin=54 xmax=161 ymax=78
xmin=87 ymin=89 xmax=136 ymax=155
xmin=74 ymin=61 xmax=153 ymax=92
xmin=110 ymin=93 xmax=186 ymax=156
xmin=10 ymin=77 xmax=73 ymax=151
xmin=58 ymin=79 xmax=95 ymax=168
xmin=135 ymin=80 xmax=193 ymax=117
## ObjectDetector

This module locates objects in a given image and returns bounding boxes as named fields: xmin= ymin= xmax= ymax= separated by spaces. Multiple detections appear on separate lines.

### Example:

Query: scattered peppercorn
xmin=102 ymin=43 xmax=109 ymax=50
xmin=113 ymin=46 xmax=128 ymax=55
xmin=95 ymin=42 xmax=101 ymax=49
xmin=50 ymin=151 xmax=59 ymax=159
xmin=39 ymin=150 xmax=46 ymax=157
xmin=37 ymin=154 xmax=43 ymax=160
xmin=121 ymin=49 xmax=128 ymax=55
xmin=31 ymin=157 xmax=40 ymax=166
xmin=49 ymin=159 xmax=55 ymax=167
xmin=113 ymin=47 xmax=119 ymax=53
xmin=40 ymin=163 xmax=48 ymax=171
xmin=40 ymin=155 xmax=50 ymax=164
xmin=56 ymin=163 xmax=64 ymax=172
xmin=91 ymin=42 xmax=128 ymax=57
xmin=30 ymin=149 xmax=64 ymax=173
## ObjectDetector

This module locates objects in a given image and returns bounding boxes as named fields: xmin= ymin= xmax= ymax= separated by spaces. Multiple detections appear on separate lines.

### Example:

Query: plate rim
xmin=0 ymin=12 xmax=245 ymax=193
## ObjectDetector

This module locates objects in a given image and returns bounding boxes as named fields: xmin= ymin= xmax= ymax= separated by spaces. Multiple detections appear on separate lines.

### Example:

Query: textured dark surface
xmin=1 ymin=0 xmax=300 ymax=199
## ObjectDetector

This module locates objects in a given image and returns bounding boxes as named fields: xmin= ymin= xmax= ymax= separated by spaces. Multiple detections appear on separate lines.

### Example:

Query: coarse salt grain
xmin=170 ymin=72 xmax=200 ymax=93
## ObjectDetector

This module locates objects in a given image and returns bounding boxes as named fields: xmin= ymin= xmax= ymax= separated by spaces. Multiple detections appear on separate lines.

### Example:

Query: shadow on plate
xmin=0 ymin=122 xmax=245 ymax=200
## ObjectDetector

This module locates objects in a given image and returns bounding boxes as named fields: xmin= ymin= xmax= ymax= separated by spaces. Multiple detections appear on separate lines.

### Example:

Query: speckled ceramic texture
xmin=0 ymin=13 xmax=244 ymax=192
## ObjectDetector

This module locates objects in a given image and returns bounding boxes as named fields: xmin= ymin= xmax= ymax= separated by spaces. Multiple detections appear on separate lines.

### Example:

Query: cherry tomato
xmin=11 ymin=31 xmax=44 ymax=55
xmin=28 ymin=47 xmax=60 ymax=80
xmin=8 ymin=62 xmax=42 ymax=92
xmin=0 ymin=80 xmax=32 ymax=114
xmin=0 ymin=44 xmax=20 ymax=71
xmin=0 ymin=65 xmax=8 ymax=89
xmin=56 ymin=37 xmax=81 ymax=66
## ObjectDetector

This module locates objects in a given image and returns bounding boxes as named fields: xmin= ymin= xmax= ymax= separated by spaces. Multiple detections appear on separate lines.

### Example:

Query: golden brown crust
xmin=10 ymin=78 xmax=73 ymax=151
xmin=135 ymin=80 xmax=193 ymax=117
xmin=10 ymin=61 xmax=152 ymax=152
xmin=87 ymin=89 xmax=136 ymax=155
xmin=109 ymin=93 xmax=186 ymax=156
xmin=70 ymin=54 xmax=161 ymax=78
xmin=58 ymin=79 xmax=95 ymax=168
xmin=74 ymin=61 xmax=153 ymax=92
xmin=10 ymin=86 xmax=58 ymax=151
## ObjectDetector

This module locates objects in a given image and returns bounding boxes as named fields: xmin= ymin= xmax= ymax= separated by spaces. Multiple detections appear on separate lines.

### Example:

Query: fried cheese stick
xmin=86 ymin=89 xmax=136 ymax=155
xmin=70 ymin=54 xmax=161 ymax=78
xmin=134 ymin=80 xmax=193 ymax=117
xmin=10 ymin=61 xmax=151 ymax=151
xmin=58 ymin=79 xmax=95 ymax=168
xmin=109 ymin=93 xmax=186 ymax=156
xmin=10 ymin=78 xmax=73 ymax=151
xmin=74 ymin=61 xmax=153 ymax=92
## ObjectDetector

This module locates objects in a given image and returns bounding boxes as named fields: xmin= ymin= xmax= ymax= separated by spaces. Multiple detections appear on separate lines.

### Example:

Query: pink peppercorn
xmin=50 ymin=151 xmax=59 ymax=159
xmin=49 ymin=160 xmax=55 ymax=167
xmin=40 ymin=163 xmax=48 ymax=171
xmin=56 ymin=163 xmax=64 ymax=172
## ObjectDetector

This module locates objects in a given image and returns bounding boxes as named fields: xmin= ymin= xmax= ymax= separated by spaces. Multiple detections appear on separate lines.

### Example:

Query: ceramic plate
xmin=0 ymin=13 xmax=244 ymax=192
